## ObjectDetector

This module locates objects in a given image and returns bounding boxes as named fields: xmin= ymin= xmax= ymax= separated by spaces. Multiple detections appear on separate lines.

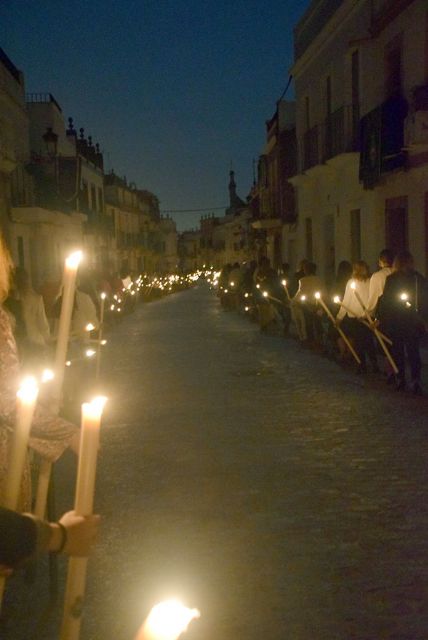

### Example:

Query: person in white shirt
xmin=292 ymin=262 xmax=325 ymax=346
xmin=367 ymin=249 xmax=394 ymax=316
xmin=14 ymin=267 xmax=50 ymax=359
xmin=337 ymin=261 xmax=378 ymax=373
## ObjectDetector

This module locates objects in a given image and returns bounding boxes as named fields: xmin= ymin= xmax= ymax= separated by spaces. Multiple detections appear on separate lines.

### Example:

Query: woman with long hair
xmin=336 ymin=260 xmax=378 ymax=373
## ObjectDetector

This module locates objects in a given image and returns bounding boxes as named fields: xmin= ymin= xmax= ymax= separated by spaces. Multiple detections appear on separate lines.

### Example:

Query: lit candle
xmin=0 ymin=377 xmax=39 ymax=607
xmin=314 ymin=292 xmax=361 ymax=364
xmin=34 ymin=250 xmax=82 ymax=519
xmin=350 ymin=282 xmax=398 ymax=374
xmin=4 ymin=377 xmax=39 ymax=509
xmin=60 ymin=396 xmax=107 ymax=640
xmin=281 ymin=279 xmax=291 ymax=301
xmin=136 ymin=600 xmax=200 ymax=640
xmin=41 ymin=368 xmax=55 ymax=383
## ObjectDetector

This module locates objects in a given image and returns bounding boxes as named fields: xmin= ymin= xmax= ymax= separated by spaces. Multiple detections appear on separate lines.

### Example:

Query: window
xmin=305 ymin=96 xmax=310 ymax=130
xmin=91 ymin=185 xmax=97 ymax=212
xmin=351 ymin=50 xmax=360 ymax=147
xmin=350 ymin=209 xmax=361 ymax=262
xmin=305 ymin=217 xmax=313 ymax=260
xmin=385 ymin=197 xmax=408 ymax=254
xmin=326 ymin=76 xmax=331 ymax=117
xmin=385 ymin=35 xmax=403 ymax=99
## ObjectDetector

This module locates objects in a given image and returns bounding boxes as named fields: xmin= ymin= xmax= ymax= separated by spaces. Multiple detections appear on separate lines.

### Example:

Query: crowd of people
xmin=0 ymin=233 xmax=195 ymax=585
xmin=217 ymin=249 xmax=428 ymax=395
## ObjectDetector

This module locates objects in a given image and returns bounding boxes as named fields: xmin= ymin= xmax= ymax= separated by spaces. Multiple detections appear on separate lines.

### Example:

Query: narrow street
xmin=5 ymin=283 xmax=428 ymax=639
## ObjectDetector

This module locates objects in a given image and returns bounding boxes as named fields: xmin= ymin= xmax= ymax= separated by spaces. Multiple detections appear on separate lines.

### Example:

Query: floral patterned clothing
xmin=0 ymin=307 xmax=78 ymax=510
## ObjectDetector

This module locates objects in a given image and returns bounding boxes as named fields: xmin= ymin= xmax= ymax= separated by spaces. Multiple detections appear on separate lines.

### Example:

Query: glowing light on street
xmin=41 ymin=368 xmax=55 ymax=383
xmin=138 ymin=599 xmax=200 ymax=640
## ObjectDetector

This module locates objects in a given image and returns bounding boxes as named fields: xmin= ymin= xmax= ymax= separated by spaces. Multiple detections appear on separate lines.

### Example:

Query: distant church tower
xmin=227 ymin=170 xmax=246 ymax=215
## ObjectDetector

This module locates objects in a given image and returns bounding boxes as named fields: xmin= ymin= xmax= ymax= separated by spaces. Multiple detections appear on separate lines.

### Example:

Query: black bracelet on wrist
xmin=55 ymin=522 xmax=68 ymax=553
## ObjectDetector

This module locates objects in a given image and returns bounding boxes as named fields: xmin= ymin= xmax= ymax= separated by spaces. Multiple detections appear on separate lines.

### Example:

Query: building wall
xmin=289 ymin=0 xmax=428 ymax=280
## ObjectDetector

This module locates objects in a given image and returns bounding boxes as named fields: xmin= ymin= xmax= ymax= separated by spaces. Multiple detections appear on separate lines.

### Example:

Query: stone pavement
xmin=3 ymin=283 xmax=428 ymax=639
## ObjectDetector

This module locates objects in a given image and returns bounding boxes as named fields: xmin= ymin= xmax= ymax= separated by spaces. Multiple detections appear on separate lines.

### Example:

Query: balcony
xmin=323 ymin=104 xmax=360 ymax=161
xmin=302 ymin=125 xmax=319 ymax=171
xmin=85 ymin=213 xmax=115 ymax=235
xmin=359 ymin=94 xmax=408 ymax=188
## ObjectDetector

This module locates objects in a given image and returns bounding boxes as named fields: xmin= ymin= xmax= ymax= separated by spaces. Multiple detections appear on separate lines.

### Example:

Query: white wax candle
xmin=60 ymin=396 xmax=107 ymax=640
xmin=3 ymin=377 xmax=39 ymax=510
xmin=53 ymin=250 xmax=83 ymax=408
xmin=74 ymin=396 xmax=107 ymax=515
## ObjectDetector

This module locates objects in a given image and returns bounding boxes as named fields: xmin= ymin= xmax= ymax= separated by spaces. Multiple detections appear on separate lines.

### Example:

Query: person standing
xmin=367 ymin=249 xmax=394 ymax=315
xmin=0 ymin=234 xmax=79 ymax=511
xmin=377 ymin=251 xmax=428 ymax=394
xmin=336 ymin=261 xmax=378 ymax=373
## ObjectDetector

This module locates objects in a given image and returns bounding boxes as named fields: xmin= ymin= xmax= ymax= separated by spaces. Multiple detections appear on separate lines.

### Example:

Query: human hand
xmin=50 ymin=511 xmax=100 ymax=556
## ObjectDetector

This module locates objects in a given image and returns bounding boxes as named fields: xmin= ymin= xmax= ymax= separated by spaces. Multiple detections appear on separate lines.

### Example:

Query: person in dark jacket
xmin=377 ymin=250 xmax=428 ymax=394
xmin=0 ymin=507 xmax=99 ymax=572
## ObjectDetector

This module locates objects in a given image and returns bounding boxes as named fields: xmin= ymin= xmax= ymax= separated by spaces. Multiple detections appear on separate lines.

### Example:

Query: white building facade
xmin=288 ymin=0 xmax=428 ymax=283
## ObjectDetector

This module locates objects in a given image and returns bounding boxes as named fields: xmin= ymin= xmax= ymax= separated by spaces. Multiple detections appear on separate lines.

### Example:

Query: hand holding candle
xmin=60 ymin=396 xmax=107 ymax=640
xmin=0 ymin=377 xmax=39 ymax=607
xmin=350 ymin=281 xmax=399 ymax=374
xmin=314 ymin=292 xmax=361 ymax=364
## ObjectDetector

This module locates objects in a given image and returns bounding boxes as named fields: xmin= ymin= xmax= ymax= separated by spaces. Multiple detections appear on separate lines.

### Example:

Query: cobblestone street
xmin=4 ymin=283 xmax=428 ymax=639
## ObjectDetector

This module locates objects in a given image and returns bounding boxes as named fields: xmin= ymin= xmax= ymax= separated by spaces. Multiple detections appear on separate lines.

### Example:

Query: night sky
xmin=1 ymin=1 xmax=309 ymax=230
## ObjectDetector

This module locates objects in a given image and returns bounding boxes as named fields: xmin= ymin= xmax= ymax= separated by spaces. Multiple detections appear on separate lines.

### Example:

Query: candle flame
xmin=281 ymin=279 xmax=287 ymax=286
xmin=82 ymin=396 xmax=108 ymax=421
xmin=350 ymin=281 xmax=356 ymax=290
xmin=85 ymin=323 xmax=95 ymax=332
xmin=100 ymin=292 xmax=107 ymax=300
xmin=230 ymin=281 xmax=235 ymax=287
xmin=300 ymin=295 xmax=306 ymax=302
xmin=17 ymin=376 xmax=39 ymax=405
xmin=262 ymin=291 xmax=268 ymax=298
xmin=256 ymin=283 xmax=260 ymax=289
xmin=400 ymin=292 xmax=409 ymax=301
xmin=65 ymin=250 xmax=83 ymax=270
xmin=333 ymin=296 xmax=341 ymax=304
xmin=141 ymin=600 xmax=200 ymax=640
xmin=245 ymin=306 xmax=249 ymax=311
xmin=244 ymin=292 xmax=249 ymax=298
xmin=85 ymin=349 xmax=96 ymax=358
xmin=314 ymin=291 xmax=321 ymax=300
xmin=66 ymin=360 xmax=71 ymax=367
xmin=100 ymin=339 xmax=107 ymax=345
xmin=41 ymin=369 xmax=54 ymax=383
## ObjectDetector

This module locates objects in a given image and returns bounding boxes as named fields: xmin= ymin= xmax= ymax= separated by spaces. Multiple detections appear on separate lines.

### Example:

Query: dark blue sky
xmin=1 ymin=0 xmax=309 ymax=230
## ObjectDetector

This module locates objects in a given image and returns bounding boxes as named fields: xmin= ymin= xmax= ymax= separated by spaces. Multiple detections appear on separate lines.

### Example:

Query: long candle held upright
xmin=350 ymin=281 xmax=399 ymax=374
xmin=60 ymin=396 xmax=107 ymax=640
xmin=34 ymin=250 xmax=82 ymax=519
xmin=0 ymin=377 xmax=39 ymax=607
